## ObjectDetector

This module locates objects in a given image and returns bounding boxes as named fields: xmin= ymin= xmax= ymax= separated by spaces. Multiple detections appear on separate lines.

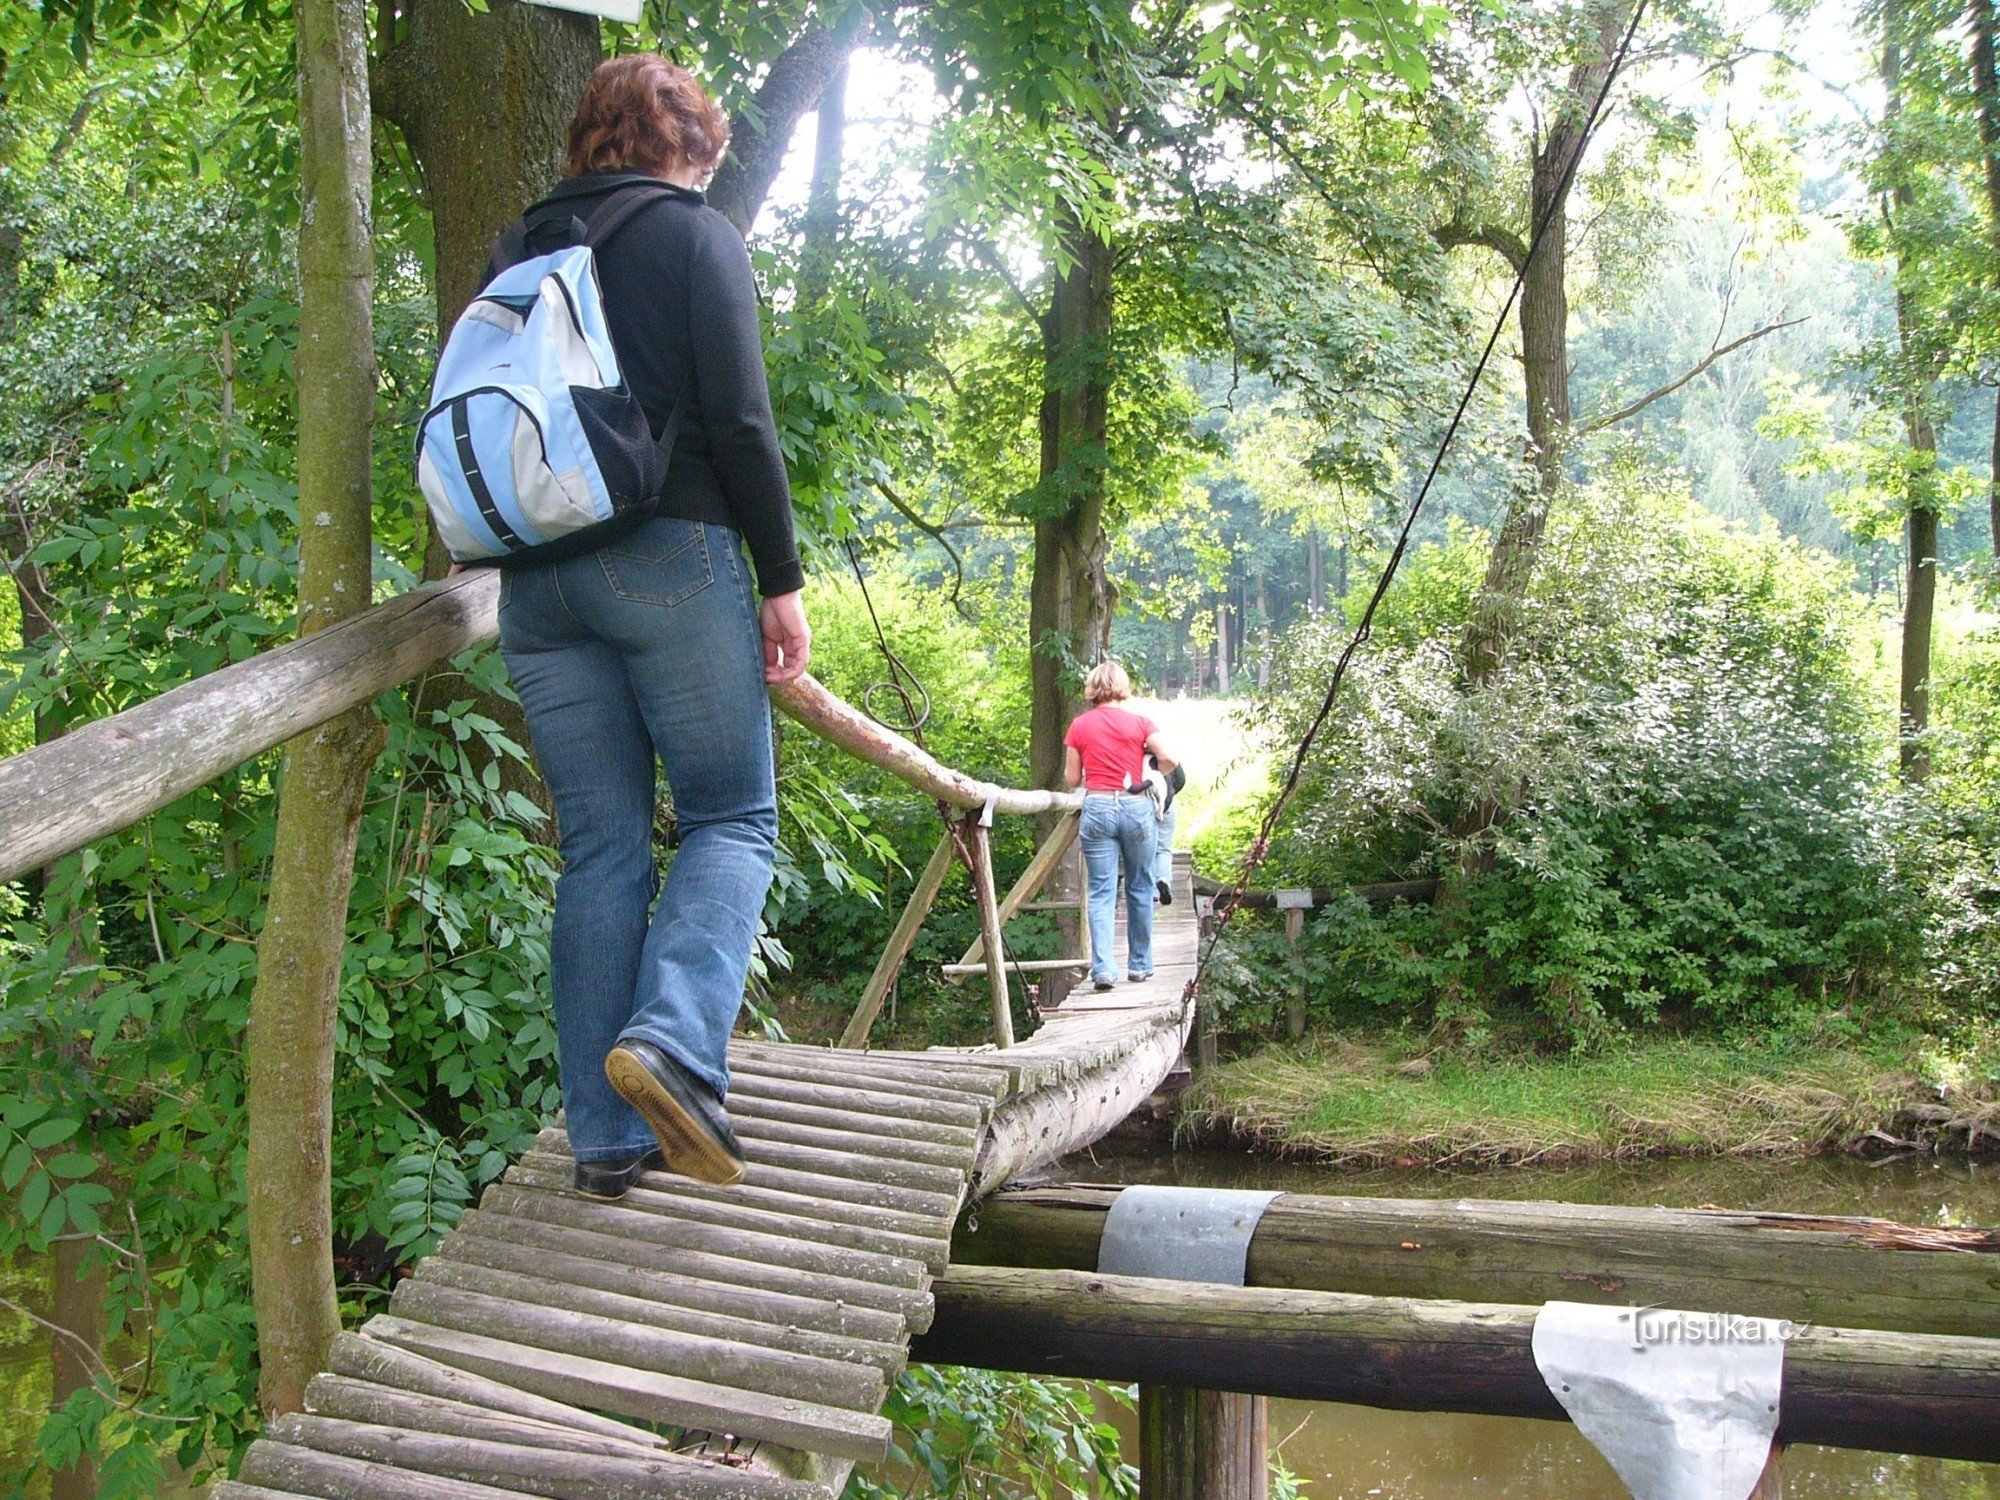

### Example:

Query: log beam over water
xmin=914 ymin=1265 xmax=2000 ymax=1464
xmin=951 ymin=1184 xmax=2000 ymax=1338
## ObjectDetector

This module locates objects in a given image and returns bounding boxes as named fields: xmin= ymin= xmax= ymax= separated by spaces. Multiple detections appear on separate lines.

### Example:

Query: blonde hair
xmin=1084 ymin=661 xmax=1132 ymax=705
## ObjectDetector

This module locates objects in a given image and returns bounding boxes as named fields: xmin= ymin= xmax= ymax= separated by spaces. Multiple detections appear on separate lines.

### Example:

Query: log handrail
xmin=0 ymin=569 xmax=1079 ymax=885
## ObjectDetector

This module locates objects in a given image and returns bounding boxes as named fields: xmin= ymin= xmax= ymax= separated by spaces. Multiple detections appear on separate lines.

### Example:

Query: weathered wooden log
xmin=1139 ymin=1386 xmax=1267 ymax=1500
xmin=965 ymin=819 xmax=1017 ymax=1047
xmin=386 ymin=1279 xmax=884 ymax=1410
xmin=449 ymin=1206 xmax=931 ymax=1328
xmin=477 ymin=1184 xmax=929 ymax=1290
xmin=437 ymin=1218 xmax=907 ymax=1345
xmin=737 ymin=1158 xmax=963 ymax=1221
xmin=362 ymin=1315 xmax=894 ymax=1463
xmin=914 ymin=1266 xmax=2000 ymax=1464
xmin=838 ymin=831 xmax=959 ymax=1048
xmin=532 ymin=1127 xmax=953 ymax=1241
xmin=0 ymin=572 xmax=501 ymax=884
xmin=517 ymin=1143 xmax=964 ymax=1222
xmin=268 ymin=1413 xmax=819 ymax=1499
xmin=970 ymin=1023 xmax=1189 ymax=1199
xmin=955 ymin=810 xmax=1080 ymax=969
xmin=409 ymin=1258 xmax=907 ymax=1377
xmin=724 ymin=1069 xmax=988 ymax=1130
xmin=769 ymin=674 xmax=1081 ymax=819
xmin=239 ymin=1438 xmax=532 ymax=1500
xmin=727 ymin=1112 xmax=972 ymax=1169
xmin=731 ymin=1042 xmax=1010 ymax=1103
xmin=723 ymin=1090 xmax=981 ymax=1151
xmin=303 ymin=1375 xmax=660 ymax=1459
xmin=324 ymin=1333 xmax=646 ymax=1447
xmin=1191 ymin=874 xmax=1440 ymax=909
xmin=513 ymin=1152 xmax=951 ymax=1268
xmin=740 ymin=1130 xmax=969 ymax=1196
xmin=951 ymin=1185 xmax=2000 ymax=1339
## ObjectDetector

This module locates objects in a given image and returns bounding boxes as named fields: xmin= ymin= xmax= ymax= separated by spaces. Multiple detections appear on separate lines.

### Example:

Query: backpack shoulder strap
xmin=488 ymin=217 xmax=532 ymax=276
xmin=583 ymin=181 xmax=680 ymax=251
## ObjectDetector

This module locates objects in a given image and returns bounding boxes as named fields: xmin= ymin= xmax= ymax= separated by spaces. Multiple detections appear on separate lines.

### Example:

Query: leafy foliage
xmin=1234 ymin=465 xmax=1910 ymax=1047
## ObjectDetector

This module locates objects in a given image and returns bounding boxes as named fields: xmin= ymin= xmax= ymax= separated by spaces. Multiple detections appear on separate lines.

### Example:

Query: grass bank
xmin=1182 ymin=1029 xmax=2000 ymax=1166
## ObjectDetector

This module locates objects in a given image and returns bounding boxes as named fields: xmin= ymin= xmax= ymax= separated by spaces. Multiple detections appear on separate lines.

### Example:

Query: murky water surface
xmin=1067 ymin=1147 xmax=2000 ymax=1497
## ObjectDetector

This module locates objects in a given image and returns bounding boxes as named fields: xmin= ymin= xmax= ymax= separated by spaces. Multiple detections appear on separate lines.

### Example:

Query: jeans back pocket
xmin=599 ymin=519 xmax=714 ymax=607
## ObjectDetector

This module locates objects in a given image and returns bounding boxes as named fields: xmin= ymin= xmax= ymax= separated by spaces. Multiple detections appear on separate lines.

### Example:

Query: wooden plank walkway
xmin=218 ymin=856 xmax=1198 ymax=1498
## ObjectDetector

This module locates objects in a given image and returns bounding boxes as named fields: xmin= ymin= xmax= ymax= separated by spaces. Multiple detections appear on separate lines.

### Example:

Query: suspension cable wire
xmin=843 ymin=536 xmax=934 ymax=746
xmin=1184 ymin=0 xmax=1652 ymax=1006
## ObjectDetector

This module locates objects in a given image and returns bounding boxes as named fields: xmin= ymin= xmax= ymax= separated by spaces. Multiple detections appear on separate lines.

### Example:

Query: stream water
xmin=7 ymin=1151 xmax=1998 ymax=1495
xmin=1065 ymin=1146 xmax=2000 ymax=1497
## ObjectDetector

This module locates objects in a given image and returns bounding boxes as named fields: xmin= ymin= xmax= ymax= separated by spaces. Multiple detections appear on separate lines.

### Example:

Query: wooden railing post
xmin=964 ymin=819 xmax=1016 ymax=1049
xmin=1139 ymin=1384 xmax=1268 ymax=1500
xmin=1279 ymin=893 xmax=1308 ymax=1039
xmin=838 ymin=831 xmax=959 ymax=1049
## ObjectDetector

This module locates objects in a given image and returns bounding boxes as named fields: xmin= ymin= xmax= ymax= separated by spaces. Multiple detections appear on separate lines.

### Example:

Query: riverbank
xmin=1180 ymin=1027 xmax=2000 ymax=1166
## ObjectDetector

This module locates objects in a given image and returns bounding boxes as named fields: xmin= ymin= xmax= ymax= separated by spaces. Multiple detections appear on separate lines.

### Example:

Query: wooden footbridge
xmin=215 ymin=853 xmax=1198 ymax=1500
xmin=0 ymin=570 xmax=1203 ymax=1497
xmin=11 ymin=569 xmax=2000 ymax=1497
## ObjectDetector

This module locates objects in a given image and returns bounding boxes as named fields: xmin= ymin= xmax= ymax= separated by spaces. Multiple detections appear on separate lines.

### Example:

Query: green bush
xmin=1242 ymin=461 xmax=1913 ymax=1045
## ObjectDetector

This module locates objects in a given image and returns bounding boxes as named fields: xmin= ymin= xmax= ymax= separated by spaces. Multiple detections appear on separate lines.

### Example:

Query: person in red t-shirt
xmin=1064 ymin=661 xmax=1178 ymax=989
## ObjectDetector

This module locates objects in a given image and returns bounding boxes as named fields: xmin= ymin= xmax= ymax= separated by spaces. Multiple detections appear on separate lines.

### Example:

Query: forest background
xmin=1 ymin=0 xmax=1998 ymax=1492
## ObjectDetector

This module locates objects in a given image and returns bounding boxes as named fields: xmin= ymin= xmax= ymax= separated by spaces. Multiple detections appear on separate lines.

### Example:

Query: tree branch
xmin=1433 ymin=217 xmax=1530 ymax=274
xmin=707 ymin=9 xmax=873 ymax=237
xmin=1576 ymin=316 xmax=1804 ymax=436
xmin=874 ymin=478 xmax=973 ymax=620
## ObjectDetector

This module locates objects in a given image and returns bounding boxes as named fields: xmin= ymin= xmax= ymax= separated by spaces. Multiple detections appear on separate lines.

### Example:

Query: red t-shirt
xmin=1065 ymin=704 xmax=1158 ymax=792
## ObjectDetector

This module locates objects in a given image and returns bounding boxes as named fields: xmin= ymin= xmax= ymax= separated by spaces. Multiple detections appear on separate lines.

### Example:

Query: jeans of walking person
xmin=498 ymin=516 xmax=777 ymax=1163
xmin=1081 ymin=792 xmax=1156 ymax=984
xmin=1154 ymin=800 xmax=1177 ymax=893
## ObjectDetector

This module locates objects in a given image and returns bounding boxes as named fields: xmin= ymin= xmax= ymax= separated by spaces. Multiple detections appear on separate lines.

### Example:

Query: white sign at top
xmin=520 ymin=0 xmax=643 ymax=24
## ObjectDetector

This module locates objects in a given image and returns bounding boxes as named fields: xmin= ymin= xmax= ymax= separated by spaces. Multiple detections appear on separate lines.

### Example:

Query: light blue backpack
xmin=416 ymin=185 xmax=683 ymax=567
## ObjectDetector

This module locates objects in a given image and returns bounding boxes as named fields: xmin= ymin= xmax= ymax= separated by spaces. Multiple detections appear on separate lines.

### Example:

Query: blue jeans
xmin=1080 ymin=792 xmax=1156 ymax=983
xmin=498 ymin=516 xmax=777 ymax=1162
xmin=1154 ymin=801 xmax=1177 ymax=891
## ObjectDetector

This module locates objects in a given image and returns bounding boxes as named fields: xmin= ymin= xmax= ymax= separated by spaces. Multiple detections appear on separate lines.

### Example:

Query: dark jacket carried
xmin=497 ymin=170 xmax=804 ymax=597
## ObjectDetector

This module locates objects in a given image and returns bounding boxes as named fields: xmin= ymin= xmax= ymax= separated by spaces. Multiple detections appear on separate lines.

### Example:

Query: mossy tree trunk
xmin=1967 ymin=0 xmax=2000 ymax=554
xmin=1027 ymin=212 xmax=1117 ymax=795
xmin=1882 ymin=0 xmax=1941 ymax=784
xmin=246 ymin=0 xmax=386 ymax=1417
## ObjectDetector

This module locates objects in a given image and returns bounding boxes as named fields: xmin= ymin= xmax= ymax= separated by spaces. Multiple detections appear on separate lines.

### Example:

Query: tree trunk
xmin=1884 ymin=0 xmax=1939 ymax=784
xmin=1027 ymin=214 xmax=1117 ymax=792
xmin=799 ymin=51 xmax=848 ymax=304
xmin=707 ymin=17 xmax=866 ymax=240
xmin=374 ymin=0 xmax=601 ymax=580
xmin=1969 ymin=0 xmax=2000 ymax=552
xmin=1139 ymin=1385 xmax=1268 ymax=1500
xmin=48 ymin=1228 xmax=107 ymax=1500
xmin=247 ymin=0 xmax=385 ymax=1417
xmin=1900 ymin=417 xmax=1939 ymax=783
xmin=1459 ymin=0 xmax=1633 ymax=689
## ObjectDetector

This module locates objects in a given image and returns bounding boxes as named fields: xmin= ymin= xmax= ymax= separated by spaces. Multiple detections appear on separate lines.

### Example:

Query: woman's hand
xmin=760 ymin=590 xmax=812 ymax=684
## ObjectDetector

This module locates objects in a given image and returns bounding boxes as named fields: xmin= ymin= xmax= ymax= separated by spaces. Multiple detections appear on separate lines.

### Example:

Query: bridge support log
xmin=1140 ymin=1385 xmax=1268 ymax=1500
xmin=913 ymin=1265 xmax=2000 ymax=1464
xmin=952 ymin=1184 xmax=2000 ymax=1338
xmin=839 ymin=832 xmax=958 ymax=1048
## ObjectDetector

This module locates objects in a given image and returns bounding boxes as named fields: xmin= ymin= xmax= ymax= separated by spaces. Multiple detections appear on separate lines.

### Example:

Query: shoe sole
xmin=603 ymin=1050 xmax=747 ymax=1187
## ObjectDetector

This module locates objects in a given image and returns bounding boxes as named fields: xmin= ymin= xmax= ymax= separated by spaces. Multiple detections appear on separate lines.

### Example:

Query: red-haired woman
xmin=492 ymin=57 xmax=809 ymax=1200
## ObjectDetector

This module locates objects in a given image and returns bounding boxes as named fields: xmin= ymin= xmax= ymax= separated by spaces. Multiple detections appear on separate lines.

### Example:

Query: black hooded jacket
xmin=499 ymin=170 xmax=804 ymax=597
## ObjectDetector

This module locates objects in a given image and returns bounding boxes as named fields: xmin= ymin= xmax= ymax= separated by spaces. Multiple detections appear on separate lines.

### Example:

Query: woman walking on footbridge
xmin=1063 ymin=661 xmax=1179 ymax=993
